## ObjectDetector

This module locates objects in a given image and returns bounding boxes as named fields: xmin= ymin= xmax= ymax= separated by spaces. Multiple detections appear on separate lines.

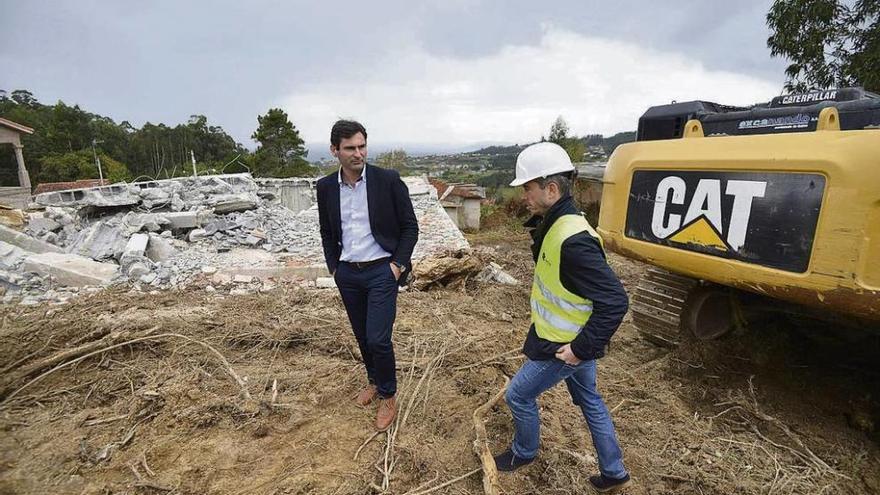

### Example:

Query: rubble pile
xmin=0 ymin=173 xmax=491 ymax=305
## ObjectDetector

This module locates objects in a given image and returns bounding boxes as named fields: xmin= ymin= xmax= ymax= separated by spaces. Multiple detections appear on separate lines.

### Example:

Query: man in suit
xmin=316 ymin=120 xmax=419 ymax=431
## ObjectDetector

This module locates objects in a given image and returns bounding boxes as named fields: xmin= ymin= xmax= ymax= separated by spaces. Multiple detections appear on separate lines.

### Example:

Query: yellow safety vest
xmin=531 ymin=214 xmax=604 ymax=343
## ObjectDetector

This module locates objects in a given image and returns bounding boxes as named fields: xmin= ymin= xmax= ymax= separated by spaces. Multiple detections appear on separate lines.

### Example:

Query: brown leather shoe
xmin=375 ymin=396 xmax=397 ymax=431
xmin=355 ymin=385 xmax=378 ymax=407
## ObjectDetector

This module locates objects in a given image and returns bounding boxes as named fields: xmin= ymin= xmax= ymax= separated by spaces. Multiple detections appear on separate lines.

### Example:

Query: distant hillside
xmin=600 ymin=131 xmax=637 ymax=154
xmin=469 ymin=144 xmax=529 ymax=155
xmin=471 ymin=131 xmax=636 ymax=159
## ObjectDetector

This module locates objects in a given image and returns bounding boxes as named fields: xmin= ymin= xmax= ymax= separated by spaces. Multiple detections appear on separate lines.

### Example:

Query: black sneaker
xmin=589 ymin=473 xmax=632 ymax=493
xmin=493 ymin=449 xmax=535 ymax=472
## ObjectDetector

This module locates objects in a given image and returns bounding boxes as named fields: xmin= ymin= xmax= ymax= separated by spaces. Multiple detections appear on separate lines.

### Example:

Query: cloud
xmin=284 ymin=25 xmax=782 ymax=147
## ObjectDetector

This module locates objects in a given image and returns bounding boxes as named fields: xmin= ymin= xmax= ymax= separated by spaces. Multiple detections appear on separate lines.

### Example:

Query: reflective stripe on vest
xmin=530 ymin=213 xmax=604 ymax=343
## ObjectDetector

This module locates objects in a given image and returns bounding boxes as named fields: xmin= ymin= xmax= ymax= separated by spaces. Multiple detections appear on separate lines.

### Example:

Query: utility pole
xmin=190 ymin=150 xmax=198 ymax=177
xmin=91 ymin=139 xmax=105 ymax=183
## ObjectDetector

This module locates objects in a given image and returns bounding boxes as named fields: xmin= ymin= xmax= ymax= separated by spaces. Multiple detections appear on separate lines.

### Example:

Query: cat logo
xmin=625 ymin=170 xmax=825 ymax=273
xmin=650 ymin=176 xmax=766 ymax=253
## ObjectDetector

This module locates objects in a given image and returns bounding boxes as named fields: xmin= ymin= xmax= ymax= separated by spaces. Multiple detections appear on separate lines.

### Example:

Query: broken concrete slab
xmin=203 ymin=218 xmax=236 ymax=236
xmin=137 ymin=187 xmax=171 ymax=208
xmin=126 ymin=262 xmax=151 ymax=279
xmin=161 ymin=211 xmax=201 ymax=230
xmin=243 ymin=235 xmax=263 ymax=247
xmin=44 ymin=207 xmax=76 ymax=226
xmin=26 ymin=217 xmax=62 ymax=235
xmin=21 ymin=252 xmax=118 ymax=286
xmin=122 ymin=234 xmax=149 ymax=262
xmin=0 ymin=268 xmax=27 ymax=289
xmin=34 ymin=184 xmax=140 ymax=209
xmin=0 ymin=224 xmax=65 ymax=255
xmin=171 ymin=195 xmax=185 ymax=212
xmin=315 ymin=277 xmax=336 ymax=288
xmin=210 ymin=194 xmax=258 ymax=214
xmin=122 ymin=212 xmax=170 ymax=233
xmin=68 ymin=221 xmax=127 ymax=262
xmin=0 ymin=241 xmax=28 ymax=270
xmin=145 ymin=234 xmax=177 ymax=263
xmin=188 ymin=229 xmax=207 ymax=242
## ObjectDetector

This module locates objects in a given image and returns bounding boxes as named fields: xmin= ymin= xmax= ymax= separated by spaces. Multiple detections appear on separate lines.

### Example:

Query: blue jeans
xmin=335 ymin=261 xmax=398 ymax=398
xmin=505 ymin=358 xmax=627 ymax=479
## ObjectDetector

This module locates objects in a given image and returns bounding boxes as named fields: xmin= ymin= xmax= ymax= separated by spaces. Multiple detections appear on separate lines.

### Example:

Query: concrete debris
xmin=122 ymin=212 xmax=169 ymax=233
xmin=209 ymin=194 xmax=257 ymax=214
xmin=2 ymin=173 xmax=472 ymax=305
xmin=137 ymin=186 xmax=171 ymax=208
xmin=0 ymin=208 xmax=26 ymax=227
xmin=243 ymin=235 xmax=263 ymax=247
xmin=21 ymin=252 xmax=118 ymax=287
xmin=44 ymin=206 xmax=76 ymax=225
xmin=203 ymin=218 xmax=235 ymax=236
xmin=0 ymin=240 xmax=28 ymax=270
xmin=34 ymin=184 xmax=139 ymax=209
xmin=0 ymin=268 xmax=27 ymax=290
xmin=25 ymin=216 xmax=62 ymax=235
xmin=254 ymin=178 xmax=316 ymax=214
xmin=475 ymin=262 xmax=520 ymax=285
xmin=315 ymin=277 xmax=337 ymax=289
xmin=68 ymin=221 xmax=127 ymax=261
xmin=145 ymin=234 xmax=177 ymax=263
xmin=188 ymin=229 xmax=208 ymax=242
xmin=126 ymin=262 xmax=151 ymax=279
xmin=0 ymin=224 xmax=65 ymax=254
xmin=122 ymin=233 xmax=149 ymax=263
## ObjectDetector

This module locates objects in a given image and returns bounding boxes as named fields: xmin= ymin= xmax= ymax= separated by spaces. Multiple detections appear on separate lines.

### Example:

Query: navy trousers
xmin=335 ymin=261 xmax=398 ymax=398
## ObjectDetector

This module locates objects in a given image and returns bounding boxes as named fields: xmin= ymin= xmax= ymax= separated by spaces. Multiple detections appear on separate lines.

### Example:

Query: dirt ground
xmin=1 ymin=226 xmax=878 ymax=495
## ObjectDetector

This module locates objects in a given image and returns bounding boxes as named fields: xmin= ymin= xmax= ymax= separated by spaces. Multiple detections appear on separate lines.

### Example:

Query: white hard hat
xmin=509 ymin=142 xmax=574 ymax=186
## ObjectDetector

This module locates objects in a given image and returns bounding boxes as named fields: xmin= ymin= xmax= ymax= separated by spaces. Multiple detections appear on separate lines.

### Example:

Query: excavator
xmin=597 ymin=87 xmax=880 ymax=345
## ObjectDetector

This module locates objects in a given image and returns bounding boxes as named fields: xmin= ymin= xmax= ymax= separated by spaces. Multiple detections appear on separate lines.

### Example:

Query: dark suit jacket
xmin=316 ymin=164 xmax=419 ymax=285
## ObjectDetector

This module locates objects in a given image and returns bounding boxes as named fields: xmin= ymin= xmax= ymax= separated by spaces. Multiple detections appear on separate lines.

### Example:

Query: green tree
xmin=10 ymin=90 xmax=38 ymax=107
xmin=547 ymin=116 xmax=586 ymax=163
xmin=767 ymin=0 xmax=880 ymax=92
xmin=38 ymin=150 xmax=129 ymax=184
xmin=251 ymin=108 xmax=313 ymax=177
xmin=376 ymin=149 xmax=410 ymax=174
xmin=549 ymin=116 xmax=569 ymax=143
xmin=0 ymin=88 xmax=250 ymax=184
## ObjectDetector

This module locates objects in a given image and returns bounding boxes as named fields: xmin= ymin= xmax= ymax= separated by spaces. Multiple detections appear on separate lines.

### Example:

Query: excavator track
xmin=631 ymin=267 xmax=698 ymax=347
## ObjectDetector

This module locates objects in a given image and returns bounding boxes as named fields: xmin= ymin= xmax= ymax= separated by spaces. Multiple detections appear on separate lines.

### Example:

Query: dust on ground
xmin=1 ymin=225 xmax=878 ymax=495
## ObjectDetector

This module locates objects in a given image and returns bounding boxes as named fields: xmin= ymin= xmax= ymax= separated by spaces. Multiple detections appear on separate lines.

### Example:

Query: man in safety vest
xmin=493 ymin=142 xmax=632 ymax=493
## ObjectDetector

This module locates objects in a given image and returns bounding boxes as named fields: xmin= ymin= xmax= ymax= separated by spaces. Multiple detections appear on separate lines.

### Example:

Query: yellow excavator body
xmin=598 ymin=106 xmax=880 ymax=342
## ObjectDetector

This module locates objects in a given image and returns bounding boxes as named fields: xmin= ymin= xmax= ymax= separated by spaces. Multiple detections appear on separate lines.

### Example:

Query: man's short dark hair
xmin=535 ymin=172 xmax=573 ymax=197
xmin=331 ymin=120 xmax=367 ymax=148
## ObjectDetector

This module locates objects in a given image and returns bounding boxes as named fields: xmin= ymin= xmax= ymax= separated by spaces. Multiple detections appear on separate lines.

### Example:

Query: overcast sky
xmin=1 ymin=1 xmax=789 ymax=155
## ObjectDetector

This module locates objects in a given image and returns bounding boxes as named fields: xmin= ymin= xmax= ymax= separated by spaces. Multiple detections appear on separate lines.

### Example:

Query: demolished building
xmin=0 ymin=173 xmax=483 ymax=305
